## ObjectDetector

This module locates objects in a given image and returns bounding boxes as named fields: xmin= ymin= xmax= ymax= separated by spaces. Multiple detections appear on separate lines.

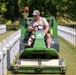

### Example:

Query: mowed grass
xmin=0 ymin=31 xmax=15 ymax=42
xmin=7 ymin=36 xmax=76 ymax=75
xmin=59 ymin=36 xmax=76 ymax=75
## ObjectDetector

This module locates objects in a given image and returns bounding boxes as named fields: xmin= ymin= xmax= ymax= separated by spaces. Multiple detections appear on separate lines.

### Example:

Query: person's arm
xmin=28 ymin=26 xmax=35 ymax=32
xmin=44 ymin=26 xmax=49 ymax=36
xmin=28 ymin=20 xmax=35 ymax=32
xmin=43 ymin=18 xmax=50 ymax=36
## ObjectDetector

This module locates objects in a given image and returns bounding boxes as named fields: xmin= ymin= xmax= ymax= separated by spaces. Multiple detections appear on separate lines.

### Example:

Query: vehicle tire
xmin=14 ymin=69 xmax=18 ymax=74
xmin=62 ymin=69 xmax=66 ymax=74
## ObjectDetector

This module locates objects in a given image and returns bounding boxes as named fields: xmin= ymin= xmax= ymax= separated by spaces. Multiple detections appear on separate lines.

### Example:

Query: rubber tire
xmin=62 ymin=69 xmax=66 ymax=74
xmin=14 ymin=69 xmax=18 ymax=74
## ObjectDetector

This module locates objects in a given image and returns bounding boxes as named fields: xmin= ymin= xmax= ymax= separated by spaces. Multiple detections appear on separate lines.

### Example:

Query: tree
xmin=3 ymin=0 xmax=20 ymax=21
xmin=0 ymin=1 xmax=7 ymax=17
xmin=1 ymin=0 xmax=76 ymax=21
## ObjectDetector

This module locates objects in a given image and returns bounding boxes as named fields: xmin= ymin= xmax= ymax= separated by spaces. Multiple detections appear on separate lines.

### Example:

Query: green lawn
xmin=0 ymin=31 xmax=15 ymax=42
xmin=7 ymin=36 xmax=76 ymax=75
xmin=59 ymin=37 xmax=76 ymax=75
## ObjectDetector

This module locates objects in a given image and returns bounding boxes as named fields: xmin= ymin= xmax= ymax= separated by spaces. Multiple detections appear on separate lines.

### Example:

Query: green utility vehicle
xmin=14 ymin=17 xmax=66 ymax=74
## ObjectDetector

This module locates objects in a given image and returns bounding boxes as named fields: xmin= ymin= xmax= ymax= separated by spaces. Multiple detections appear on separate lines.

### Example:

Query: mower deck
xmin=14 ymin=59 xmax=66 ymax=74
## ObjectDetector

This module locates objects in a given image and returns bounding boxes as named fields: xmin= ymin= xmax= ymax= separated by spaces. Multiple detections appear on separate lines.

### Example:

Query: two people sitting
xmin=25 ymin=10 xmax=51 ymax=48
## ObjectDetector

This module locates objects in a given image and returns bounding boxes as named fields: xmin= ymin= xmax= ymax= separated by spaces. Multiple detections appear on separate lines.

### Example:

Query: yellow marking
xmin=50 ymin=29 xmax=53 ymax=35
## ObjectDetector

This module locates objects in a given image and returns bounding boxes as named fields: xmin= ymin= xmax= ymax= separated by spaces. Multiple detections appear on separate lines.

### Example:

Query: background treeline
xmin=0 ymin=0 xmax=76 ymax=27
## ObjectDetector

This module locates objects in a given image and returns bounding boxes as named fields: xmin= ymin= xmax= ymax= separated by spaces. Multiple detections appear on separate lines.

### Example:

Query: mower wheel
xmin=14 ymin=69 xmax=18 ymax=74
xmin=62 ymin=69 xmax=66 ymax=74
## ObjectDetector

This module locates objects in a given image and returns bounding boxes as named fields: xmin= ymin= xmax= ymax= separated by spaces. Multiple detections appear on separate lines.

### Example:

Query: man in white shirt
xmin=25 ymin=10 xmax=51 ymax=48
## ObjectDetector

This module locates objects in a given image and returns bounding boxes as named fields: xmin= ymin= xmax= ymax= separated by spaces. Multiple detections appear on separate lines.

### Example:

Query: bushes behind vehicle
xmin=6 ymin=24 xmax=20 ymax=31
xmin=6 ymin=20 xmax=20 ymax=31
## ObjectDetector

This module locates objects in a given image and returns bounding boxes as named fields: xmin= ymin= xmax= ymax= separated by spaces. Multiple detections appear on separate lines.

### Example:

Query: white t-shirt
xmin=28 ymin=17 xmax=49 ymax=34
xmin=28 ymin=17 xmax=49 ymax=30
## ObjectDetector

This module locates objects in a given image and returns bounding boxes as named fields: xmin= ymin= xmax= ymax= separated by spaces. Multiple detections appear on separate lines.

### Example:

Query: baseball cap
xmin=32 ymin=10 xmax=40 ymax=15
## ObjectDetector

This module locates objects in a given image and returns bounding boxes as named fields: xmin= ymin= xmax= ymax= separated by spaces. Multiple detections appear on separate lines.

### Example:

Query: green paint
xmin=18 ymin=66 xmax=64 ymax=73
xmin=34 ymin=30 xmax=46 ymax=48
xmin=20 ymin=18 xmax=28 ymax=39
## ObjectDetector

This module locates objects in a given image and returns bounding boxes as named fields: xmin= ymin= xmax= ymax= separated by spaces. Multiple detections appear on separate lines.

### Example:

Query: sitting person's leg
xmin=25 ymin=35 xmax=35 ymax=47
xmin=28 ymin=35 xmax=35 ymax=46
xmin=46 ymin=33 xmax=51 ymax=48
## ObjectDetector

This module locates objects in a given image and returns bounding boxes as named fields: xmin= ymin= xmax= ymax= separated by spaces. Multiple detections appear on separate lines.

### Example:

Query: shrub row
xmin=6 ymin=25 xmax=20 ymax=31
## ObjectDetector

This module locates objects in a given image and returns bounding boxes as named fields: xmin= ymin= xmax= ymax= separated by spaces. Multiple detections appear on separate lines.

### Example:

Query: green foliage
xmin=0 ymin=0 xmax=76 ymax=21
xmin=0 ymin=17 xmax=7 ymax=24
xmin=1 ymin=3 xmax=7 ymax=13
xmin=6 ymin=20 xmax=12 ymax=25
xmin=6 ymin=20 xmax=20 ymax=31
xmin=52 ymin=0 xmax=76 ymax=21
xmin=6 ymin=24 xmax=20 ymax=31
xmin=0 ymin=1 xmax=8 ymax=14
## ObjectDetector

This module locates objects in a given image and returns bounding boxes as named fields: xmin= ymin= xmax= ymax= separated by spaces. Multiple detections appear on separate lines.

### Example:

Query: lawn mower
xmin=14 ymin=9 xmax=66 ymax=74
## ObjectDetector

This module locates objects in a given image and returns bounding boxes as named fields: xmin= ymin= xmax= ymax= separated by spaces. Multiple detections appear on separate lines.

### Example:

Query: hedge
xmin=6 ymin=24 xmax=20 ymax=31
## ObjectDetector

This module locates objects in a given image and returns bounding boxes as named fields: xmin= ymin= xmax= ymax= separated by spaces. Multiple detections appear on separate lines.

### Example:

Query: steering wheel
xmin=34 ymin=25 xmax=44 ymax=31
